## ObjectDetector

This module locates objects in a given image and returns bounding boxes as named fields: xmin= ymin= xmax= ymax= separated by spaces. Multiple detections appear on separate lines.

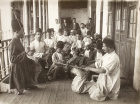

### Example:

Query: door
xmin=114 ymin=1 xmax=137 ymax=84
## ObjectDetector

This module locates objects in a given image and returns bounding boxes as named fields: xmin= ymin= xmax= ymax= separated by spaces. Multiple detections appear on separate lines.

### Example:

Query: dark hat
xmin=47 ymin=29 xmax=51 ymax=33
xmin=56 ymin=41 xmax=64 ymax=49
xmin=36 ymin=28 xmax=42 ymax=33
xmin=11 ymin=19 xmax=23 ymax=32
xmin=50 ymin=28 xmax=54 ymax=32
xmin=58 ymin=28 xmax=63 ymax=33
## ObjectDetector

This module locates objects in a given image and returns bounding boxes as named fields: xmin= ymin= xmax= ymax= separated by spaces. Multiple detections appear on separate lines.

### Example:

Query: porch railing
xmin=0 ymin=32 xmax=46 ymax=81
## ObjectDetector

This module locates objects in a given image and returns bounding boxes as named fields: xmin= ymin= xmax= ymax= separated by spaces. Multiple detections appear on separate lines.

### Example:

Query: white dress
xmin=80 ymin=28 xmax=88 ymax=37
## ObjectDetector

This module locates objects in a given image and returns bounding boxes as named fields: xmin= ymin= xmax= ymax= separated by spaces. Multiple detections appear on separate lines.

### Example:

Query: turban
xmin=36 ymin=28 xmax=42 ymax=33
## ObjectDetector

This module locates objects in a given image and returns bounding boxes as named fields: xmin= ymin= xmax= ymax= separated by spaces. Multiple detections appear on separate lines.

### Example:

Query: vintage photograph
xmin=0 ymin=0 xmax=140 ymax=104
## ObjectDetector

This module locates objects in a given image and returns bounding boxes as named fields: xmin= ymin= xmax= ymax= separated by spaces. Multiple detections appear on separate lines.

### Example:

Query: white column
xmin=38 ymin=0 xmax=42 ymax=29
xmin=88 ymin=0 xmax=92 ymax=18
xmin=46 ymin=1 xmax=48 ymax=29
xmin=23 ymin=0 xmax=28 ymax=35
xmin=48 ymin=0 xmax=59 ymax=28
xmin=42 ymin=0 xmax=45 ymax=32
xmin=33 ymin=0 xmax=37 ymax=33
xmin=102 ymin=0 xmax=108 ymax=38
xmin=96 ymin=0 xmax=101 ymax=34
xmin=133 ymin=1 xmax=140 ymax=91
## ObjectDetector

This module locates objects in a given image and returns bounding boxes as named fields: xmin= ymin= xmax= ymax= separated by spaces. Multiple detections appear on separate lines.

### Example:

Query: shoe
xmin=28 ymin=86 xmax=38 ymax=90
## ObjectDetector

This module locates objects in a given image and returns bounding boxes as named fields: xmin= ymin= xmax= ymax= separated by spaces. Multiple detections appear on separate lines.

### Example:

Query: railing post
xmin=1 ymin=42 xmax=6 ymax=77
xmin=33 ymin=0 xmax=37 ymax=33
xmin=0 ymin=41 xmax=2 ymax=80
xmin=5 ymin=41 xmax=10 ymax=75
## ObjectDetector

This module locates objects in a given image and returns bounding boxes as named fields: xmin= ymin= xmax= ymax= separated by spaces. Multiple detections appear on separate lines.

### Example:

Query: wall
xmin=60 ymin=8 xmax=88 ymax=25
xmin=0 ymin=1 xmax=13 ymax=40
xmin=48 ymin=0 xmax=59 ymax=28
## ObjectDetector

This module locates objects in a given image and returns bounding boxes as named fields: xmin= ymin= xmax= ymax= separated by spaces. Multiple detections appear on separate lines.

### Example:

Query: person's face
xmin=88 ymin=19 xmax=91 ymax=23
xmin=76 ymin=34 xmax=81 ymax=40
xmin=86 ymin=45 xmax=90 ymax=50
xmin=64 ymin=19 xmax=66 ymax=23
xmin=102 ymin=43 xmax=109 ymax=53
xmin=64 ymin=31 xmax=68 ymax=36
xmin=80 ymin=24 xmax=84 ymax=28
xmin=17 ymin=28 xmax=25 ymax=38
xmin=56 ymin=48 xmax=62 ymax=53
xmin=59 ymin=32 xmax=62 ymax=36
xmin=86 ymin=35 xmax=90 ymax=38
xmin=73 ymin=19 xmax=76 ymax=23
xmin=47 ymin=32 xmax=51 ymax=38
xmin=55 ymin=19 xmax=58 ymax=24
xmin=35 ymin=32 xmax=42 ymax=41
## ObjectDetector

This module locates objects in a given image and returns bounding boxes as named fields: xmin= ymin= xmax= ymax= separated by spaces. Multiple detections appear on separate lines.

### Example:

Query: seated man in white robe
xmin=84 ymin=38 xmax=120 ymax=101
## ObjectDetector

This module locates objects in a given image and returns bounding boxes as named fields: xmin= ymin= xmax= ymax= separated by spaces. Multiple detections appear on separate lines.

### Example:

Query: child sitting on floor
xmin=47 ymin=41 xmax=66 ymax=80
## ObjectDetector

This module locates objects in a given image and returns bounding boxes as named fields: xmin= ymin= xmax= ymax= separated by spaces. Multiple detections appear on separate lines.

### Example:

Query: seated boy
xmin=47 ymin=41 xmax=66 ymax=80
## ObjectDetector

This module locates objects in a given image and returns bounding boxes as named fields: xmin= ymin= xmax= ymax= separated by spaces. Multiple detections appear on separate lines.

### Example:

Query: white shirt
xmin=89 ymin=51 xmax=120 ymax=101
xmin=84 ymin=50 xmax=90 ymax=58
xmin=30 ymin=39 xmax=47 ymax=58
xmin=83 ymin=37 xmax=92 ymax=46
xmin=54 ymin=23 xmax=61 ymax=33
xmin=69 ymin=35 xmax=77 ymax=44
xmin=44 ymin=38 xmax=55 ymax=48
xmin=95 ymin=51 xmax=103 ymax=62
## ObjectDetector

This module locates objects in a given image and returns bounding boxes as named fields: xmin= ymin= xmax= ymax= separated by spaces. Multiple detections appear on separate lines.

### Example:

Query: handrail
xmin=0 ymin=31 xmax=47 ymax=81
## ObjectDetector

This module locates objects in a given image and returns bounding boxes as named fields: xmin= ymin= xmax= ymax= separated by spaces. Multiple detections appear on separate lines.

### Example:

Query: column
xmin=33 ymin=0 xmax=37 ymax=33
xmin=102 ymin=0 xmax=108 ymax=38
xmin=96 ymin=0 xmax=101 ymax=34
xmin=46 ymin=1 xmax=48 ymax=29
xmin=42 ymin=0 xmax=45 ymax=32
xmin=133 ymin=1 xmax=140 ymax=91
xmin=88 ymin=0 xmax=92 ymax=18
xmin=38 ymin=0 xmax=42 ymax=28
xmin=23 ymin=0 xmax=28 ymax=35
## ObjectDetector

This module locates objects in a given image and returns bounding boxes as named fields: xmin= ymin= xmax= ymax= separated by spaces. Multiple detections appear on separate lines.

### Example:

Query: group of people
xmin=9 ymin=17 xmax=120 ymax=101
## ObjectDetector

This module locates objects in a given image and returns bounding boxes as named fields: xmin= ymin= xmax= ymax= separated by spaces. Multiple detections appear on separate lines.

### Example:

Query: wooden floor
xmin=0 ymin=79 xmax=139 ymax=104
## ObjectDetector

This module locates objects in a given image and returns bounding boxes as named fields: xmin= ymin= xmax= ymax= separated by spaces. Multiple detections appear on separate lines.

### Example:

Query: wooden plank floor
xmin=0 ymin=79 xmax=139 ymax=104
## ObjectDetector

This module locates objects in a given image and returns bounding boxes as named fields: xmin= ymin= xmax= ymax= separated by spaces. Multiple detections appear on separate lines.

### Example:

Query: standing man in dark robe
xmin=86 ymin=18 xmax=94 ymax=35
xmin=9 ymin=19 xmax=37 ymax=95
xmin=62 ymin=19 xmax=70 ymax=31
xmin=70 ymin=18 xmax=80 ymax=31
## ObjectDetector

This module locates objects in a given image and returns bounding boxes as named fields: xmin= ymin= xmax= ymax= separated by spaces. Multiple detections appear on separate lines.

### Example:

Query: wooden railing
xmin=0 ymin=32 xmax=46 ymax=81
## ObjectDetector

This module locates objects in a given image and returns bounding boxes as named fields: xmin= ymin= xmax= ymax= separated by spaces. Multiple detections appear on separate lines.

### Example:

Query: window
xmin=107 ymin=13 xmax=112 ymax=35
xmin=115 ymin=9 xmax=120 ymax=30
xmin=128 ymin=7 xmax=137 ymax=38
xmin=122 ymin=8 xmax=127 ymax=31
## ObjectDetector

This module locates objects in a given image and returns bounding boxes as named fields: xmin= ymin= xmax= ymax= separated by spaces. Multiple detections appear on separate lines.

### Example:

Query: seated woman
xmin=47 ymin=41 xmax=66 ymax=80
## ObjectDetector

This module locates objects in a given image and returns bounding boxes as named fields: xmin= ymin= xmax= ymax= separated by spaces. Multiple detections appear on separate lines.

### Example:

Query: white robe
xmin=89 ymin=51 xmax=120 ymax=101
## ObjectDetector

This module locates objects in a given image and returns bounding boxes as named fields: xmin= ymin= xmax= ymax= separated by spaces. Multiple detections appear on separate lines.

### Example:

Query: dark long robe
xmin=9 ymin=37 xmax=35 ymax=92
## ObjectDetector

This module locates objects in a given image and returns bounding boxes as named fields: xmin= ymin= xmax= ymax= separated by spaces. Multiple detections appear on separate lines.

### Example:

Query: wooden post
xmin=102 ymin=0 xmax=108 ymax=38
xmin=1 ymin=42 xmax=6 ymax=77
xmin=33 ymin=0 xmax=37 ymax=33
xmin=42 ymin=0 xmax=46 ymax=39
xmin=46 ymin=0 xmax=48 ymax=29
xmin=39 ymin=0 xmax=42 ymax=29
xmin=96 ymin=0 xmax=101 ymax=34
xmin=24 ymin=0 xmax=29 ymax=36
xmin=133 ymin=1 xmax=140 ymax=91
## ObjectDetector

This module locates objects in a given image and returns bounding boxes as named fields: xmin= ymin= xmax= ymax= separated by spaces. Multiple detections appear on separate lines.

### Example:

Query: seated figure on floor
xmin=83 ymin=38 xmax=120 ymax=101
xmin=47 ymin=41 xmax=66 ymax=81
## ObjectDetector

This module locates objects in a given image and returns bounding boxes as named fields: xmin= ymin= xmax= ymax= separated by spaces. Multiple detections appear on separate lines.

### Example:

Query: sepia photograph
xmin=0 ymin=0 xmax=140 ymax=104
